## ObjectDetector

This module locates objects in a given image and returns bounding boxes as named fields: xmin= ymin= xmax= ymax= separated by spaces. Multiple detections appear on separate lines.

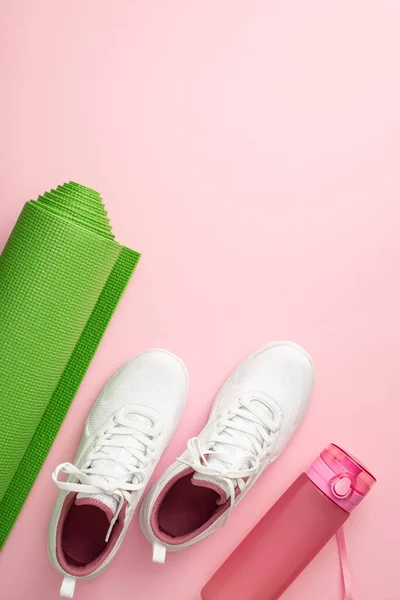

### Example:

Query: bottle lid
xmin=307 ymin=444 xmax=376 ymax=513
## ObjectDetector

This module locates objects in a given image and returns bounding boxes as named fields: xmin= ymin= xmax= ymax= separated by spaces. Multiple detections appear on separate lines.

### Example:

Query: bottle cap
xmin=306 ymin=444 xmax=376 ymax=513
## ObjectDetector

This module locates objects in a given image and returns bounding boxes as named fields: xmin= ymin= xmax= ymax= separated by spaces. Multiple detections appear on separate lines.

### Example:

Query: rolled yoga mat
xmin=0 ymin=182 xmax=140 ymax=548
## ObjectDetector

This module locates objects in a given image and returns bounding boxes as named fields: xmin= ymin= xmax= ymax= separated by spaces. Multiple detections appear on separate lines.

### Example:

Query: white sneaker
xmin=139 ymin=341 xmax=314 ymax=564
xmin=48 ymin=350 xmax=188 ymax=598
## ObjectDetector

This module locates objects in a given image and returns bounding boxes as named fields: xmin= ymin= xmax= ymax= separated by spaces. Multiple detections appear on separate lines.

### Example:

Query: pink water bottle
xmin=201 ymin=444 xmax=376 ymax=600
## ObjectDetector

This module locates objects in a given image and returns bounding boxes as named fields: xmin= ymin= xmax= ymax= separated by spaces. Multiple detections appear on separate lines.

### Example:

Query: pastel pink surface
xmin=0 ymin=1 xmax=398 ymax=599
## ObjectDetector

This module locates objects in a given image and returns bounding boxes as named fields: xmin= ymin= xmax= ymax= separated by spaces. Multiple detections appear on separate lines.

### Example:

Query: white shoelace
xmin=179 ymin=396 xmax=280 ymax=521
xmin=53 ymin=408 xmax=162 ymax=541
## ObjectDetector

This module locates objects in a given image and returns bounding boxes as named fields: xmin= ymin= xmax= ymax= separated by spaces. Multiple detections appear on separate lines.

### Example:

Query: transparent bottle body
xmin=201 ymin=473 xmax=349 ymax=600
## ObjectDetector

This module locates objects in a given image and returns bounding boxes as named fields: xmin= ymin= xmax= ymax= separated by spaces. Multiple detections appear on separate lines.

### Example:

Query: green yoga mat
xmin=0 ymin=182 xmax=140 ymax=548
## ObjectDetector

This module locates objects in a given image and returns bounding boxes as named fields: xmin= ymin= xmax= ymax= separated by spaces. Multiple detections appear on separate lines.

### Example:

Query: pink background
xmin=0 ymin=1 xmax=399 ymax=598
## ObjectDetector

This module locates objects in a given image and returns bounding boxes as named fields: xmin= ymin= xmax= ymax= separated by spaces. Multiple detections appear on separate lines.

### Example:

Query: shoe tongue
xmin=192 ymin=398 xmax=274 ymax=500
xmin=74 ymin=496 xmax=114 ymax=523
xmin=191 ymin=474 xmax=230 ymax=505
xmin=76 ymin=412 xmax=152 ymax=515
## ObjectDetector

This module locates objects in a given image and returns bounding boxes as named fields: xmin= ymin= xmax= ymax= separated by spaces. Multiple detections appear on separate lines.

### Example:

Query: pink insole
xmin=62 ymin=504 xmax=109 ymax=565
xmin=158 ymin=474 xmax=220 ymax=537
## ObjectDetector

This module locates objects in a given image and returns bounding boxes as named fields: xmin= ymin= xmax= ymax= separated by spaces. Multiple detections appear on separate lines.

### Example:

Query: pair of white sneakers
xmin=48 ymin=342 xmax=314 ymax=598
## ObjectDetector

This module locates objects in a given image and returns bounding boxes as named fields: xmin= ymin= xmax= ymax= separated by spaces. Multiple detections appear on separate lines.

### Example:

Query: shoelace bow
xmin=179 ymin=396 xmax=280 ymax=521
xmin=53 ymin=410 xmax=161 ymax=541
